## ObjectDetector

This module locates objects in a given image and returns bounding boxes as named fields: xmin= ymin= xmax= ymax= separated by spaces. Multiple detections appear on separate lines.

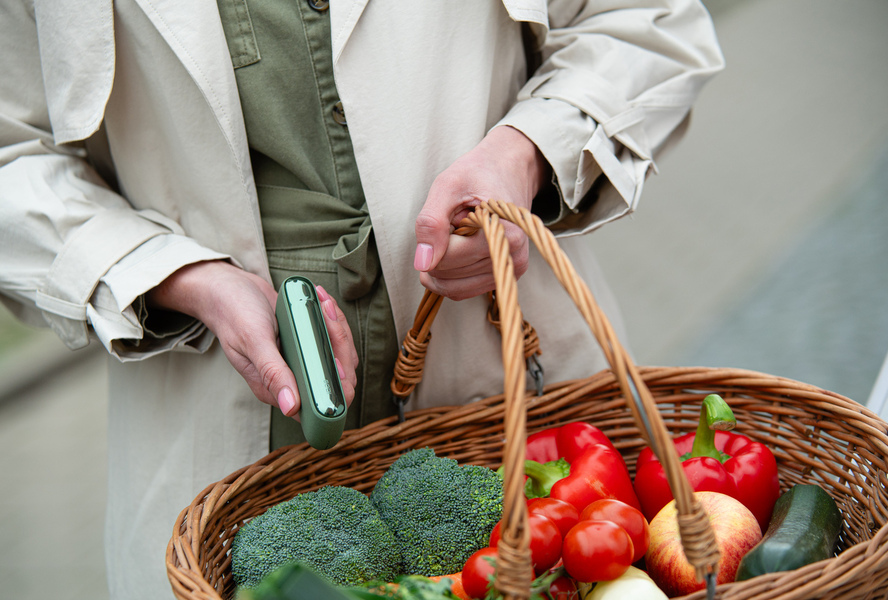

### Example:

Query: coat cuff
xmin=36 ymin=211 xmax=228 ymax=356
xmin=497 ymin=94 xmax=653 ymax=236
xmin=94 ymin=233 xmax=230 ymax=360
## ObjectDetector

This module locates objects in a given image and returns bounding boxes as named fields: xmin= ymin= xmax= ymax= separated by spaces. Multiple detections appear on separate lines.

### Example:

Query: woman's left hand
xmin=413 ymin=125 xmax=550 ymax=300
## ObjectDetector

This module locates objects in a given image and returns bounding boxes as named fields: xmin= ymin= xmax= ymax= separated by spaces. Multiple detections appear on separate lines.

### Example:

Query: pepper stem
xmin=522 ymin=458 xmax=571 ymax=499
xmin=684 ymin=394 xmax=736 ymax=463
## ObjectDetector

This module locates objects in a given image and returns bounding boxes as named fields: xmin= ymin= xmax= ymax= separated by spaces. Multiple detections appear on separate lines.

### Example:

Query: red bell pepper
xmin=526 ymin=421 xmax=620 ymax=464
xmin=633 ymin=394 xmax=780 ymax=532
xmin=522 ymin=422 xmax=642 ymax=513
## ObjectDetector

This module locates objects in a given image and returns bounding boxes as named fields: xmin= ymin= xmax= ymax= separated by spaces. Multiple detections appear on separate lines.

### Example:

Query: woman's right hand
xmin=146 ymin=260 xmax=358 ymax=417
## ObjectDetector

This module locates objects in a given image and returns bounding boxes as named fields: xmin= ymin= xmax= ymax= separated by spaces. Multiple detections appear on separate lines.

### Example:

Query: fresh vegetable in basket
xmin=525 ymin=497 xmax=580 ymax=538
xmin=579 ymin=498 xmax=650 ymax=563
xmin=489 ymin=511 xmax=563 ymax=575
xmin=633 ymin=394 xmax=780 ymax=531
xmin=525 ymin=422 xmax=621 ymax=465
xmin=735 ymin=483 xmax=843 ymax=581
xmin=460 ymin=551 xmax=578 ymax=600
xmin=235 ymin=561 xmax=363 ymax=600
xmin=353 ymin=574 xmax=469 ymax=600
xmin=520 ymin=423 xmax=641 ymax=513
xmin=485 ymin=497 xmax=649 ymax=589
xmin=236 ymin=561 xmax=468 ymax=600
xmin=562 ymin=519 xmax=635 ymax=583
xmin=581 ymin=565 xmax=667 ymax=600
xmin=370 ymin=447 xmax=503 ymax=577
xmin=230 ymin=486 xmax=402 ymax=589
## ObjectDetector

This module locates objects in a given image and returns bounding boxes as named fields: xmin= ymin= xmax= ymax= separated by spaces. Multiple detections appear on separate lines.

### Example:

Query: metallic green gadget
xmin=275 ymin=276 xmax=347 ymax=449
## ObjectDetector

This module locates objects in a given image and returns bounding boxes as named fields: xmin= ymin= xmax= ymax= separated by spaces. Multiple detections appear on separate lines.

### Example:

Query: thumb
xmin=413 ymin=203 xmax=452 ymax=273
xmin=276 ymin=384 xmax=301 ymax=420
xmin=262 ymin=354 xmax=302 ymax=419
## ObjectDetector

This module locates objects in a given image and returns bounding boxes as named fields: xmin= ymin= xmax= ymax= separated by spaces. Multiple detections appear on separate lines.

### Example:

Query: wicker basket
xmin=167 ymin=201 xmax=888 ymax=600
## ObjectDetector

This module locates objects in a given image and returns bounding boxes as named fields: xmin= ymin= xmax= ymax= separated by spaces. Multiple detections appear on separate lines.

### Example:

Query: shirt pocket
xmin=217 ymin=0 xmax=261 ymax=68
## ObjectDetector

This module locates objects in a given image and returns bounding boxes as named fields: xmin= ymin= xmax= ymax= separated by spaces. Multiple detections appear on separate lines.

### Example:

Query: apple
xmin=645 ymin=491 xmax=762 ymax=597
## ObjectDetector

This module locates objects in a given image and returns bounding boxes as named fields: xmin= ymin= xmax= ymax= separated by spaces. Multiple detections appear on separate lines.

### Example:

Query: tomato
xmin=488 ymin=521 xmax=500 ymax=547
xmin=547 ymin=575 xmax=579 ymax=599
xmin=461 ymin=547 xmax=497 ymax=599
xmin=527 ymin=497 xmax=580 ymax=538
xmin=579 ymin=498 xmax=650 ymax=563
xmin=561 ymin=520 xmax=634 ymax=583
xmin=490 ymin=513 xmax=562 ymax=576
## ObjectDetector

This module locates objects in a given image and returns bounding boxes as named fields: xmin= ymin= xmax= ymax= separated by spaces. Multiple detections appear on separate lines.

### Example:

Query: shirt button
xmin=308 ymin=0 xmax=329 ymax=11
xmin=332 ymin=101 xmax=347 ymax=126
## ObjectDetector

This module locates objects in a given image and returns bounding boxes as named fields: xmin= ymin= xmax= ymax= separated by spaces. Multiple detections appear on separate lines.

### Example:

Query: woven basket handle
xmin=391 ymin=200 xmax=720 ymax=599
xmin=390 ymin=288 xmax=542 ymax=408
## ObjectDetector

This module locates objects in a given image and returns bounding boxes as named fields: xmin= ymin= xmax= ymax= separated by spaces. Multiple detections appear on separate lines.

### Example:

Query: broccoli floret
xmin=230 ymin=486 xmax=402 ymax=589
xmin=369 ymin=447 xmax=503 ymax=577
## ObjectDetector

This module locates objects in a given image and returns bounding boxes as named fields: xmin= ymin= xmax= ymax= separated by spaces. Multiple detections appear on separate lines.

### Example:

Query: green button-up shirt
xmin=217 ymin=0 xmax=400 ymax=449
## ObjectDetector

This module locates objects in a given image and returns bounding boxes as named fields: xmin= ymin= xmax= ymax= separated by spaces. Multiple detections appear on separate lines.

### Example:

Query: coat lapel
xmin=34 ymin=0 xmax=116 ymax=144
xmin=131 ymin=0 xmax=246 ymax=154
xmin=35 ymin=0 xmax=249 ymax=165
xmin=330 ymin=0 xmax=371 ymax=65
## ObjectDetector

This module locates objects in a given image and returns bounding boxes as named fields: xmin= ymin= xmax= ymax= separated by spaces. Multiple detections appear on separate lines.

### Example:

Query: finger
xmin=225 ymin=336 xmax=302 ymax=419
xmin=433 ymin=220 xmax=529 ymax=270
xmin=419 ymin=270 xmax=497 ymax=301
xmin=427 ymin=256 xmax=493 ymax=281
xmin=335 ymin=357 xmax=356 ymax=404
xmin=415 ymin=176 xmax=469 ymax=272
xmin=430 ymin=227 xmax=530 ymax=283
xmin=315 ymin=286 xmax=358 ymax=404
xmin=316 ymin=286 xmax=358 ymax=368
xmin=430 ymin=233 xmax=490 ymax=272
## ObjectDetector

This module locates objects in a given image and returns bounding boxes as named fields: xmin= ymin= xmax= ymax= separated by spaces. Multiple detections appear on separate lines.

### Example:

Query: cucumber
xmin=735 ymin=484 xmax=842 ymax=581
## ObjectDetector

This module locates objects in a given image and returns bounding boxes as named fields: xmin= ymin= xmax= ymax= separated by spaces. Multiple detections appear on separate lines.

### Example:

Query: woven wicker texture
xmin=167 ymin=201 xmax=888 ymax=600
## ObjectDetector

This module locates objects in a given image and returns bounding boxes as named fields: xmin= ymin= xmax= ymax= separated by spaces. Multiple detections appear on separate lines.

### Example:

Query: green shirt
xmin=216 ymin=0 xmax=400 ymax=449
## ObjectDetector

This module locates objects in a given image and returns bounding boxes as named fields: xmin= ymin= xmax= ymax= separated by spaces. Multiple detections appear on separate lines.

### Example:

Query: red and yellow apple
xmin=645 ymin=491 xmax=762 ymax=597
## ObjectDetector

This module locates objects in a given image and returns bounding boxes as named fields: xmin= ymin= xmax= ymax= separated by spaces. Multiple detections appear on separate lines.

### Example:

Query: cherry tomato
xmin=547 ymin=575 xmax=579 ymax=599
xmin=461 ymin=547 xmax=497 ymax=599
xmin=527 ymin=497 xmax=580 ymax=538
xmin=561 ymin=520 xmax=634 ymax=583
xmin=489 ymin=513 xmax=562 ymax=576
xmin=579 ymin=498 xmax=650 ymax=563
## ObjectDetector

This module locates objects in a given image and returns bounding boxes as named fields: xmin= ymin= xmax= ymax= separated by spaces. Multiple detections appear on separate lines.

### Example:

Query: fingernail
xmin=315 ymin=285 xmax=330 ymax=302
xmin=414 ymin=243 xmax=433 ymax=271
xmin=335 ymin=357 xmax=345 ymax=380
xmin=278 ymin=387 xmax=297 ymax=416
xmin=323 ymin=298 xmax=337 ymax=321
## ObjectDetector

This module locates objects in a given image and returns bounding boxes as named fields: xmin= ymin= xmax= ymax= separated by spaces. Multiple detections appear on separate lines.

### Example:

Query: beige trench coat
xmin=0 ymin=0 xmax=723 ymax=597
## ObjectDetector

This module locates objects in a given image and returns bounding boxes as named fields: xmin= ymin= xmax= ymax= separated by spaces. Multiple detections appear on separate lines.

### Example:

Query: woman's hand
xmin=413 ymin=125 xmax=549 ymax=300
xmin=146 ymin=260 xmax=358 ymax=418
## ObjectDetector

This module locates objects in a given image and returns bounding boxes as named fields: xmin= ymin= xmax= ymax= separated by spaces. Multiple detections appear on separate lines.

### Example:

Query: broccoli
xmin=369 ymin=447 xmax=503 ymax=577
xmin=230 ymin=486 xmax=402 ymax=589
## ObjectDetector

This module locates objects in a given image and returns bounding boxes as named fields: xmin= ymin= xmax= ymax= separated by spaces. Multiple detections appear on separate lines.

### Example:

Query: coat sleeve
xmin=498 ymin=0 xmax=725 ymax=235
xmin=0 ymin=4 xmax=228 ymax=360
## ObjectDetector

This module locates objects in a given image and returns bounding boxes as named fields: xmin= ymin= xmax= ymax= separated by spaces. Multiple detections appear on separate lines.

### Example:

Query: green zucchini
xmin=735 ymin=484 xmax=843 ymax=581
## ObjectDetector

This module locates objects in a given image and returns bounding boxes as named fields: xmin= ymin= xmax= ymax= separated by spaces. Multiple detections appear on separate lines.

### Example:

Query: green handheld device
xmin=275 ymin=276 xmax=347 ymax=450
